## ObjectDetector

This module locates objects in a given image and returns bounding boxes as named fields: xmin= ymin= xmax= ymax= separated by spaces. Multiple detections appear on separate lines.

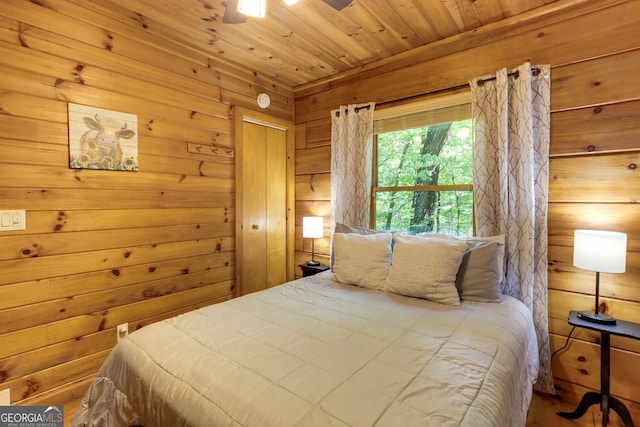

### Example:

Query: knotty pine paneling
xmin=295 ymin=0 xmax=640 ymax=123
xmin=295 ymin=174 xmax=331 ymax=201
xmin=549 ymin=152 xmax=640 ymax=203
xmin=0 ymin=0 xmax=292 ymax=407
xmin=550 ymin=100 xmax=640 ymax=156
xmin=293 ymin=0 xmax=640 ymax=410
xmin=551 ymin=47 xmax=640 ymax=112
xmin=548 ymin=203 xmax=640 ymax=250
xmin=0 ymin=267 xmax=234 ymax=335
xmin=305 ymin=118 xmax=332 ymax=148
xmin=295 ymin=145 xmax=331 ymax=175
xmin=295 ymin=124 xmax=307 ymax=150
xmin=0 ymin=253 xmax=230 ymax=310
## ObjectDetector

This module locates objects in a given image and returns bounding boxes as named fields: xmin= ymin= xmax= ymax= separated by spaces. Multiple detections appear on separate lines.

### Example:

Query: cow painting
xmin=68 ymin=104 xmax=138 ymax=171
xmin=80 ymin=114 xmax=135 ymax=165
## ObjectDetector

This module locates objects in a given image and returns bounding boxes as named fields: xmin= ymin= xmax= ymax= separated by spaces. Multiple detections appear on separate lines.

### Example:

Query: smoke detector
xmin=257 ymin=93 xmax=270 ymax=109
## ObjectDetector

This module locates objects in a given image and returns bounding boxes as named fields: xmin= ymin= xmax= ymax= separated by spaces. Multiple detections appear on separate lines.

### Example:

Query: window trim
xmin=374 ymin=184 xmax=473 ymax=192
xmin=373 ymin=90 xmax=471 ymax=121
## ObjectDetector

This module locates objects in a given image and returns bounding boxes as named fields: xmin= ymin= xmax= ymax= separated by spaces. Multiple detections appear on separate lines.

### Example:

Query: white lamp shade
xmin=573 ymin=230 xmax=627 ymax=273
xmin=302 ymin=216 xmax=323 ymax=239
xmin=237 ymin=0 xmax=266 ymax=17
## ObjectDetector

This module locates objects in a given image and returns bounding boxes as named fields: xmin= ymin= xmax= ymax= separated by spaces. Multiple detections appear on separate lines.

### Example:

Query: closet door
xmin=264 ymin=127 xmax=287 ymax=288
xmin=235 ymin=108 xmax=294 ymax=296
xmin=241 ymin=122 xmax=269 ymax=294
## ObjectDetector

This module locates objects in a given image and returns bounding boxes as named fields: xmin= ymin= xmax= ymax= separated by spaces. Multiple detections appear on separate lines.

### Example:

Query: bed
xmin=71 ymin=231 xmax=539 ymax=427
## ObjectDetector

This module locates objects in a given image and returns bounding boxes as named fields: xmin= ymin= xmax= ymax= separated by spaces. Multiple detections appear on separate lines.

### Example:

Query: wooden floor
xmin=61 ymin=390 xmax=630 ymax=427
xmin=527 ymin=391 xmax=632 ymax=427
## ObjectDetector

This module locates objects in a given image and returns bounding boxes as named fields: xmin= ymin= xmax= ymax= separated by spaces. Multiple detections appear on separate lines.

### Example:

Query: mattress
xmin=71 ymin=271 xmax=538 ymax=427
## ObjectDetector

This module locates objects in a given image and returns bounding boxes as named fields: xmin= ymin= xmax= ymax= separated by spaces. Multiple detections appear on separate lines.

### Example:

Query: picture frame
xmin=68 ymin=103 xmax=139 ymax=171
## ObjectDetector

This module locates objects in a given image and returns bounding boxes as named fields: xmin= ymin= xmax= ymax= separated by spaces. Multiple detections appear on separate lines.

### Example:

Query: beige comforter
xmin=71 ymin=271 xmax=538 ymax=427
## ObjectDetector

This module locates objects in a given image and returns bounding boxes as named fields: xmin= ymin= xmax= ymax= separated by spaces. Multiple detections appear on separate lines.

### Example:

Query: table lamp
xmin=302 ymin=216 xmax=323 ymax=266
xmin=573 ymin=229 xmax=627 ymax=325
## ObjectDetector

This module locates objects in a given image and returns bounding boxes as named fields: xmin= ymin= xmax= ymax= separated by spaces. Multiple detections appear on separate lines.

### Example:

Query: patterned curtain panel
xmin=470 ymin=63 xmax=553 ymax=394
xmin=330 ymin=102 xmax=376 ymax=234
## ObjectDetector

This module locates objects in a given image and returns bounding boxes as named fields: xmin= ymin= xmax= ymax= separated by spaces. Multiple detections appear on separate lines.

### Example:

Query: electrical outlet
xmin=0 ymin=388 xmax=9 ymax=406
xmin=117 ymin=323 xmax=128 ymax=342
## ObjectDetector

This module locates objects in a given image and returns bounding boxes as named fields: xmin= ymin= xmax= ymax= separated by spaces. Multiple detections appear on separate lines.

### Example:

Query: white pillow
xmin=418 ymin=233 xmax=505 ymax=302
xmin=384 ymin=234 xmax=467 ymax=305
xmin=331 ymin=223 xmax=388 ymax=271
xmin=332 ymin=232 xmax=393 ymax=290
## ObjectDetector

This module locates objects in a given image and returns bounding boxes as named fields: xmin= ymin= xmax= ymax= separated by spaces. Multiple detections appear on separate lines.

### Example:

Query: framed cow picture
xmin=68 ymin=103 xmax=139 ymax=171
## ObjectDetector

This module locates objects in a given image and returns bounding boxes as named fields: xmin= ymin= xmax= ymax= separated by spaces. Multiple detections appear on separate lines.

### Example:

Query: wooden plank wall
xmin=293 ymin=0 xmax=640 ymax=416
xmin=0 ymin=0 xmax=292 ymax=407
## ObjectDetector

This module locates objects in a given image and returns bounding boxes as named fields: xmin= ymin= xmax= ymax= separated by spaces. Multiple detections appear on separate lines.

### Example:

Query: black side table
xmin=557 ymin=310 xmax=639 ymax=427
xmin=299 ymin=263 xmax=330 ymax=277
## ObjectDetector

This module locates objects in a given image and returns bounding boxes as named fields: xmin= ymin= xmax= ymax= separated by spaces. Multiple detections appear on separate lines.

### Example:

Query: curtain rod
xmin=334 ymin=83 xmax=468 ymax=116
xmin=377 ymin=84 xmax=470 ymax=108
xmin=333 ymin=104 xmax=371 ymax=117
xmin=476 ymin=66 xmax=541 ymax=86
xmin=333 ymin=66 xmax=541 ymax=116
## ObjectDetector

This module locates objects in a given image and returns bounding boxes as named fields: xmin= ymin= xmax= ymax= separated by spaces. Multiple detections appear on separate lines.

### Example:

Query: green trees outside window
xmin=373 ymin=117 xmax=473 ymax=235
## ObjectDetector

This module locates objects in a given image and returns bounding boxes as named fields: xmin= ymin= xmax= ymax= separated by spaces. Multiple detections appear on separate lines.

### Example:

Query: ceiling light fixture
xmin=223 ymin=0 xmax=352 ymax=24
xmin=237 ymin=0 xmax=266 ymax=18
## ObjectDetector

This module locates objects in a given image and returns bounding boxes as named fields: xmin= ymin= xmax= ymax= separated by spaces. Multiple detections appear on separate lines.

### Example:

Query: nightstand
xmin=299 ymin=263 xmax=330 ymax=277
xmin=557 ymin=310 xmax=639 ymax=427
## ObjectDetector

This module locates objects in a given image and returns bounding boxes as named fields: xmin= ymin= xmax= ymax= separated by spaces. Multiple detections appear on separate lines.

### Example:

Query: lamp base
xmin=305 ymin=260 xmax=320 ymax=266
xmin=577 ymin=310 xmax=617 ymax=325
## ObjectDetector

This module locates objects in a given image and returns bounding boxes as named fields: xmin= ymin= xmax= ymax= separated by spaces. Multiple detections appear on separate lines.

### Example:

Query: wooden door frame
xmin=234 ymin=106 xmax=295 ymax=296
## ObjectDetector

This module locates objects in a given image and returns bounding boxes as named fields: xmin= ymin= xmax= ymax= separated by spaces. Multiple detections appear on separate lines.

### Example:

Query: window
xmin=372 ymin=93 xmax=473 ymax=236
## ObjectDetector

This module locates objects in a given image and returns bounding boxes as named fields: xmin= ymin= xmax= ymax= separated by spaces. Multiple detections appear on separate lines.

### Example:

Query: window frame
xmin=370 ymin=90 xmax=474 ymax=234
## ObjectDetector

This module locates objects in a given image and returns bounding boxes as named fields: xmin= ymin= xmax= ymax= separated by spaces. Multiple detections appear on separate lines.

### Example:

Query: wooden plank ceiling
xmin=83 ymin=0 xmax=556 ymax=88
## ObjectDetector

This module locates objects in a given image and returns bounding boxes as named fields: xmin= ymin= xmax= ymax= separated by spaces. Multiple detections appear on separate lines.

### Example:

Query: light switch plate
xmin=0 ymin=210 xmax=25 ymax=231
xmin=0 ymin=388 xmax=9 ymax=405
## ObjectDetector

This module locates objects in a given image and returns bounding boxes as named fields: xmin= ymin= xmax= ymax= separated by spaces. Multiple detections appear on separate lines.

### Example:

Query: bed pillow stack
xmin=332 ymin=223 xmax=505 ymax=305
xmin=413 ymin=232 xmax=505 ymax=302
